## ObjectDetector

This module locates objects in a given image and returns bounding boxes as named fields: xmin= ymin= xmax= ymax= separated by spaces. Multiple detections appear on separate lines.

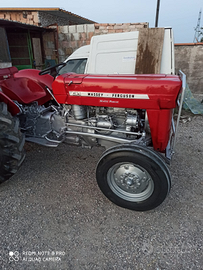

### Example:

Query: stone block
xmin=71 ymin=41 xmax=77 ymax=48
xmin=5 ymin=13 xmax=10 ymax=20
xmin=102 ymin=30 xmax=108 ymax=34
xmin=73 ymin=33 xmax=80 ymax=41
xmin=59 ymin=26 xmax=69 ymax=34
xmin=80 ymin=32 xmax=87 ymax=41
xmin=33 ymin=14 xmax=39 ymax=24
xmin=69 ymin=25 xmax=76 ymax=33
xmin=107 ymin=26 xmax=114 ymax=30
xmin=115 ymin=29 xmax=123 ymax=33
xmin=88 ymin=32 xmax=94 ymax=40
xmin=108 ymin=29 xmax=116 ymax=33
xmin=58 ymin=48 xmax=65 ymax=56
xmin=134 ymin=24 xmax=146 ymax=29
xmin=87 ymin=24 xmax=95 ymax=33
xmin=58 ymin=33 xmax=65 ymax=41
xmin=114 ymin=25 xmax=124 ymax=30
xmin=95 ymin=29 xmax=101 ymax=34
xmin=99 ymin=26 xmax=106 ymax=30
xmin=62 ymin=41 xmax=70 ymax=48
xmin=129 ymin=25 xmax=137 ymax=29
xmin=11 ymin=13 xmax=17 ymax=21
xmin=65 ymin=47 xmax=73 ymax=55
xmin=77 ymin=24 xmax=84 ymax=32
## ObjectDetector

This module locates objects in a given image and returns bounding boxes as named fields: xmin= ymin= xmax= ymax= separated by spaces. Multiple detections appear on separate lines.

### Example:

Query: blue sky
xmin=1 ymin=0 xmax=202 ymax=43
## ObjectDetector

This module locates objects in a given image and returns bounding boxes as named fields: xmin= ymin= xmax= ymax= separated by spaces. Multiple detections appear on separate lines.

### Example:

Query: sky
xmin=1 ymin=0 xmax=202 ymax=43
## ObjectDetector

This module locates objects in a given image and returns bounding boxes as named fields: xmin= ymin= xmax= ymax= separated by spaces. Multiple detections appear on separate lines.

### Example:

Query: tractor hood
xmin=53 ymin=73 xmax=182 ymax=110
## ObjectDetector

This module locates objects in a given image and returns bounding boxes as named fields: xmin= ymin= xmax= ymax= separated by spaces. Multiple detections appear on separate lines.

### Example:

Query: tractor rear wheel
xmin=96 ymin=145 xmax=171 ymax=211
xmin=0 ymin=102 xmax=25 ymax=184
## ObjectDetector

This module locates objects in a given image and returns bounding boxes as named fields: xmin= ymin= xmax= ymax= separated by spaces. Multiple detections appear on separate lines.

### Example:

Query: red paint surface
xmin=52 ymin=73 xmax=182 ymax=151
xmin=0 ymin=69 xmax=53 ymax=105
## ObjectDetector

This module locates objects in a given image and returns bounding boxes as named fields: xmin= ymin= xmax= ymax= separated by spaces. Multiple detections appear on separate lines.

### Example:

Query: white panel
xmin=160 ymin=28 xmax=175 ymax=74
xmin=88 ymin=32 xmax=139 ymax=74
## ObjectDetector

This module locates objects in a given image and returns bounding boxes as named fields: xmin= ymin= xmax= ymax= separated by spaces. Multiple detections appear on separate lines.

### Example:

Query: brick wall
xmin=0 ymin=11 xmax=40 ymax=26
xmin=58 ymin=23 xmax=148 ymax=62
xmin=0 ymin=10 xmax=83 ymax=27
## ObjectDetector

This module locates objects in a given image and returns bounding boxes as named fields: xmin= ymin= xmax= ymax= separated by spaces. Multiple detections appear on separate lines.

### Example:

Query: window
xmin=58 ymin=58 xmax=87 ymax=75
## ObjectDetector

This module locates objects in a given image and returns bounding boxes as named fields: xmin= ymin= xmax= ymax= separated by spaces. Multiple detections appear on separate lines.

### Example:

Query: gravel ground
xmin=0 ymin=113 xmax=202 ymax=270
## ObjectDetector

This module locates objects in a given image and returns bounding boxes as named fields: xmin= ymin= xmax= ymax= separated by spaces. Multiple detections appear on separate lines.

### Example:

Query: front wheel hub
xmin=107 ymin=163 xmax=154 ymax=202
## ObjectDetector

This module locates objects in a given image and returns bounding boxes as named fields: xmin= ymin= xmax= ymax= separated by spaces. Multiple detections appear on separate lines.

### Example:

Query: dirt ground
xmin=0 ymin=112 xmax=202 ymax=270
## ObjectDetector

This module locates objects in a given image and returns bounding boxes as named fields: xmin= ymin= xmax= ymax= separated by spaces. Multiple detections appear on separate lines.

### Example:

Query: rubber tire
xmin=96 ymin=145 xmax=171 ymax=211
xmin=0 ymin=102 xmax=25 ymax=184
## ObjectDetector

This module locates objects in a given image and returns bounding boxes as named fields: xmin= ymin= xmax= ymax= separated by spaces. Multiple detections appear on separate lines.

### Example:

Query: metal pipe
xmin=155 ymin=0 xmax=161 ymax=27
xmin=65 ymin=130 xmax=137 ymax=144
xmin=173 ymin=70 xmax=186 ymax=152
xmin=66 ymin=122 xmax=142 ymax=136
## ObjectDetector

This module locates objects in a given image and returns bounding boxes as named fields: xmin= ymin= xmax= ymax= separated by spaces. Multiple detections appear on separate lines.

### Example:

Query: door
xmin=7 ymin=32 xmax=33 ymax=70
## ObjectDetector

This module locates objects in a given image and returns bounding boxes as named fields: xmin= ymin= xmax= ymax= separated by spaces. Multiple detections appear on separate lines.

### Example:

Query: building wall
xmin=58 ymin=23 xmax=148 ymax=62
xmin=0 ymin=11 xmax=40 ymax=26
xmin=175 ymin=44 xmax=203 ymax=98
xmin=0 ymin=10 xmax=85 ymax=27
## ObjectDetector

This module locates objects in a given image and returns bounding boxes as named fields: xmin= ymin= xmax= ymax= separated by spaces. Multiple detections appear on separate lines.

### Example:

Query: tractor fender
xmin=0 ymin=92 xmax=20 ymax=115
xmin=14 ymin=69 xmax=54 ymax=89
xmin=0 ymin=76 xmax=51 ymax=105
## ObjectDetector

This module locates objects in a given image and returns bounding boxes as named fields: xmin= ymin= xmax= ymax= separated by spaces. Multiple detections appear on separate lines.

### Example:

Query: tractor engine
xmin=18 ymin=102 xmax=67 ymax=147
xmin=65 ymin=105 xmax=148 ymax=148
xmin=18 ymin=102 xmax=148 ymax=148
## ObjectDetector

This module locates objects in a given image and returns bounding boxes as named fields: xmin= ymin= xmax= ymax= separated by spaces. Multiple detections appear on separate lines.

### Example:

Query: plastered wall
xmin=175 ymin=44 xmax=203 ymax=98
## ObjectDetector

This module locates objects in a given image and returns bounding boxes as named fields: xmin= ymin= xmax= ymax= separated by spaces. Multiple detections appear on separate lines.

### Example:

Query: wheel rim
xmin=107 ymin=162 xmax=154 ymax=202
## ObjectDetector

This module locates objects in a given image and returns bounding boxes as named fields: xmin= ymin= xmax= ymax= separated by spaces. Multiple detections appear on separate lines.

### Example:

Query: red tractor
xmin=0 ymin=64 xmax=186 ymax=211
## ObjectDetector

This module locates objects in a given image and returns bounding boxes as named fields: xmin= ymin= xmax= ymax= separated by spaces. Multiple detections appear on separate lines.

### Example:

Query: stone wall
xmin=175 ymin=44 xmax=203 ymax=98
xmin=58 ymin=23 xmax=148 ymax=62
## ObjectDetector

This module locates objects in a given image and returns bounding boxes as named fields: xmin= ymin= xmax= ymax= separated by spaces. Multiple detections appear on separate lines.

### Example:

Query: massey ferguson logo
xmin=69 ymin=91 xmax=149 ymax=100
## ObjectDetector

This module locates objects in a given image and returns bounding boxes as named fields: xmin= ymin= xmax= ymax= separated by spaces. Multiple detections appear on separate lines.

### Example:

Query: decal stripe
xmin=69 ymin=91 xmax=149 ymax=99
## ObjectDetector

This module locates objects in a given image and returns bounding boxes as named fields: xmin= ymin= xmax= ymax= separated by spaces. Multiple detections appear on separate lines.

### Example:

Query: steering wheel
xmin=39 ymin=62 xmax=66 ymax=76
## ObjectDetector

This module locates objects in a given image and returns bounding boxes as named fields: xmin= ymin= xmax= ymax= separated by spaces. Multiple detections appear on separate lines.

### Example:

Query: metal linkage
xmin=172 ymin=70 xmax=186 ymax=153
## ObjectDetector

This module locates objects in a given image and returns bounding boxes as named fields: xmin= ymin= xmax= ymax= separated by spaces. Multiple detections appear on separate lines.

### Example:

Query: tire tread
xmin=0 ymin=102 xmax=25 ymax=183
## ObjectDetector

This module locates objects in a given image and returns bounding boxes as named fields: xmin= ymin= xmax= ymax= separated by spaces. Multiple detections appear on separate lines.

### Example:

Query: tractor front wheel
xmin=0 ymin=102 xmax=25 ymax=184
xmin=96 ymin=145 xmax=171 ymax=211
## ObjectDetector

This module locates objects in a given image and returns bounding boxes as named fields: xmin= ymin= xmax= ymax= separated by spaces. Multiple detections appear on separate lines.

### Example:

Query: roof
xmin=0 ymin=8 xmax=96 ymax=24
xmin=175 ymin=43 xmax=203 ymax=46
